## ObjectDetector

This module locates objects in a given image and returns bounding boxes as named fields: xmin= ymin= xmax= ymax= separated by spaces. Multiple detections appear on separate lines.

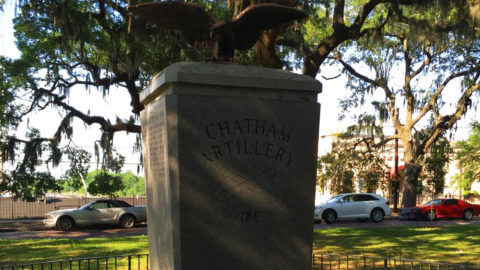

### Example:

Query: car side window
xmin=444 ymin=199 xmax=458 ymax=206
xmin=356 ymin=195 xmax=379 ymax=201
xmin=354 ymin=195 xmax=365 ymax=201
xmin=339 ymin=195 xmax=355 ymax=203
xmin=91 ymin=202 xmax=110 ymax=210
xmin=111 ymin=200 xmax=131 ymax=207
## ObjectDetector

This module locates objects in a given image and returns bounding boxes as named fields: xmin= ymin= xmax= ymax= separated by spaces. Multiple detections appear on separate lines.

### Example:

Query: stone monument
xmin=140 ymin=62 xmax=321 ymax=270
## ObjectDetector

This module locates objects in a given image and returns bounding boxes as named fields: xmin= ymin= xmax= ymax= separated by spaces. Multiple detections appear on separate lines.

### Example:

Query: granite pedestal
xmin=140 ymin=62 xmax=322 ymax=270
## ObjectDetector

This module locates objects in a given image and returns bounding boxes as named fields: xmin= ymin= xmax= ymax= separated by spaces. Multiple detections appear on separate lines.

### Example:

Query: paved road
xmin=0 ymin=221 xmax=147 ymax=239
xmin=1 ymin=217 xmax=479 ymax=239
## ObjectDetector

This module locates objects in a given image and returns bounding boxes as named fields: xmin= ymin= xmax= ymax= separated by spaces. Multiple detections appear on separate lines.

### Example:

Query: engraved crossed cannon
xmin=216 ymin=167 xmax=278 ymax=205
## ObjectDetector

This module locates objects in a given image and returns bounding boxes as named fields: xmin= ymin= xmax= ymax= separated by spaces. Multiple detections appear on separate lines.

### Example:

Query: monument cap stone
xmin=140 ymin=62 xmax=322 ymax=105
xmin=140 ymin=62 xmax=321 ymax=270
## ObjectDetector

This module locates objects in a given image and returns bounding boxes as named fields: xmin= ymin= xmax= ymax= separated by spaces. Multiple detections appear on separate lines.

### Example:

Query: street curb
xmin=0 ymin=219 xmax=42 ymax=224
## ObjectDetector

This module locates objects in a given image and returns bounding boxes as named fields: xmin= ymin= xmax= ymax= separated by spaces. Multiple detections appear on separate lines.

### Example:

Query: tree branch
xmin=401 ymin=38 xmax=416 ymax=129
xmin=423 ymin=83 xmax=480 ymax=151
xmin=412 ymin=67 xmax=480 ymax=126
xmin=333 ymin=0 xmax=346 ymax=31
xmin=345 ymin=134 xmax=399 ymax=154
xmin=32 ymin=85 xmax=141 ymax=134
xmin=334 ymin=51 xmax=384 ymax=89
xmin=302 ymin=0 xmax=393 ymax=78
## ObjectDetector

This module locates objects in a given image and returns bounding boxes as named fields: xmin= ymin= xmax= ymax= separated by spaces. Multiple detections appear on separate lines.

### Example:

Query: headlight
xmin=45 ymin=215 xmax=54 ymax=219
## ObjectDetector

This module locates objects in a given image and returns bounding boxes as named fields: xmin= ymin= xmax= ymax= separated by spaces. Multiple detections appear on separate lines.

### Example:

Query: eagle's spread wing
xmin=232 ymin=3 xmax=307 ymax=50
xmin=128 ymin=1 xmax=216 ymax=48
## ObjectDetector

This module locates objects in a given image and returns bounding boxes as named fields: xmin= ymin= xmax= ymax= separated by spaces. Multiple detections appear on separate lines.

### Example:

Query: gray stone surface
xmin=141 ymin=62 xmax=321 ymax=270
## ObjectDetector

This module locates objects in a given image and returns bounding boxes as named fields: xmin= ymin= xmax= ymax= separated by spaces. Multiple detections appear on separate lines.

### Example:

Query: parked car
xmin=398 ymin=198 xmax=480 ymax=221
xmin=314 ymin=193 xmax=391 ymax=224
xmin=43 ymin=199 xmax=147 ymax=231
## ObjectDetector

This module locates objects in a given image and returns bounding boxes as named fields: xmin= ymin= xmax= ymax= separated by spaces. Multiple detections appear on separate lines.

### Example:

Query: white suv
xmin=314 ymin=193 xmax=391 ymax=224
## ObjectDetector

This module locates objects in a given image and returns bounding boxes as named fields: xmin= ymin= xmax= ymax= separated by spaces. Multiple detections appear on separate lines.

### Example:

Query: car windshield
xmin=79 ymin=201 xmax=96 ymax=210
xmin=327 ymin=195 xmax=342 ymax=203
xmin=422 ymin=199 xmax=442 ymax=206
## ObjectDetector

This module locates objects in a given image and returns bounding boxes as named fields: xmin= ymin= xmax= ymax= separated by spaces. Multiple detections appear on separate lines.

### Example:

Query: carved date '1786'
xmin=237 ymin=211 xmax=260 ymax=222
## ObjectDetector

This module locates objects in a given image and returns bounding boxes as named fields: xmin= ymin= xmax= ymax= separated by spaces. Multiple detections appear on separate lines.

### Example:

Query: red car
xmin=399 ymin=198 xmax=480 ymax=221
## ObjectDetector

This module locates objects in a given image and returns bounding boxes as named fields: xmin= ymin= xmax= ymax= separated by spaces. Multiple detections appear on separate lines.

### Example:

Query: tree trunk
xmin=79 ymin=172 xmax=90 ymax=197
xmin=400 ymin=162 xmax=422 ymax=208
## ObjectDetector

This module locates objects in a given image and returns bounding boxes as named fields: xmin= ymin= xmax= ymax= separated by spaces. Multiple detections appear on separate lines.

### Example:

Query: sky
xmin=1 ymin=2 xmax=479 ymax=178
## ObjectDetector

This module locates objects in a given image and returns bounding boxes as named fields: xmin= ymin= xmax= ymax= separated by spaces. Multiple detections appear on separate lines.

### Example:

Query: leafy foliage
xmin=62 ymin=147 xmax=91 ymax=192
xmin=0 ymin=57 xmax=20 ymax=129
xmin=86 ymin=170 xmax=124 ymax=197
xmin=317 ymin=129 xmax=388 ymax=195
xmin=455 ymin=122 xmax=480 ymax=191
xmin=420 ymin=136 xmax=453 ymax=195
xmin=0 ymin=165 xmax=59 ymax=201
xmin=63 ymin=169 xmax=145 ymax=196
xmin=116 ymin=171 xmax=145 ymax=196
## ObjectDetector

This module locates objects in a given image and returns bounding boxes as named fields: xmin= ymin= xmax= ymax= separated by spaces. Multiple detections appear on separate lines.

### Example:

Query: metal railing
xmin=0 ymin=254 xmax=149 ymax=270
xmin=2 ymin=253 xmax=479 ymax=270
xmin=312 ymin=253 xmax=480 ymax=270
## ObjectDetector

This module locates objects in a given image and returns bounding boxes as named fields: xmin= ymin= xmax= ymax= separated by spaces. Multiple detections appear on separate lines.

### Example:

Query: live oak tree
xmin=333 ymin=2 xmax=480 ymax=207
xmin=2 ymin=0 xmax=479 ymax=198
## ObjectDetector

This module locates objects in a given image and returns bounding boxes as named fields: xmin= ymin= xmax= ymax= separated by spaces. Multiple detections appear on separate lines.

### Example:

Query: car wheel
xmin=57 ymin=216 xmax=75 ymax=231
xmin=370 ymin=208 xmax=384 ymax=223
xmin=463 ymin=209 xmax=473 ymax=221
xmin=322 ymin=210 xmax=336 ymax=224
xmin=425 ymin=210 xmax=436 ymax=221
xmin=119 ymin=214 xmax=136 ymax=229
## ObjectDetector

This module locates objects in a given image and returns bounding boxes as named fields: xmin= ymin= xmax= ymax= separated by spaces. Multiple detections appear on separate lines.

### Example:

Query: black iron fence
xmin=0 ymin=254 xmax=149 ymax=270
xmin=312 ymin=253 xmax=480 ymax=270
xmin=2 ymin=253 xmax=479 ymax=270
xmin=0 ymin=196 xmax=146 ymax=219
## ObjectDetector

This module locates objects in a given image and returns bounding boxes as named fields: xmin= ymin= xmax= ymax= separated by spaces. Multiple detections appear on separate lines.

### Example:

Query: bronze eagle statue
xmin=128 ymin=1 xmax=307 ymax=63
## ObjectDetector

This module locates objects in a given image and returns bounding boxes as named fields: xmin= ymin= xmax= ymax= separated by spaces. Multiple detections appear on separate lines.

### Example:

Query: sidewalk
xmin=0 ymin=219 xmax=42 ymax=224
xmin=0 ymin=219 xmax=44 ymax=232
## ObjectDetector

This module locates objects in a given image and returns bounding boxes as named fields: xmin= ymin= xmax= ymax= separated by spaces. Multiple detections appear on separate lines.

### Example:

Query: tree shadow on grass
xmin=313 ymin=225 xmax=480 ymax=266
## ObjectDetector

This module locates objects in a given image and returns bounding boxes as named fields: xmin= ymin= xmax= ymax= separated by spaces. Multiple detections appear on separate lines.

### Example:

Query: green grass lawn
xmin=1 ymin=225 xmax=479 ymax=266
xmin=0 ymin=236 xmax=149 ymax=265
xmin=313 ymin=225 xmax=480 ymax=266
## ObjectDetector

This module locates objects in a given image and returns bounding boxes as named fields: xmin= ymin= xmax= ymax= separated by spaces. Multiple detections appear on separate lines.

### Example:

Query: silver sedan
xmin=314 ymin=193 xmax=391 ymax=224
xmin=43 ymin=200 xmax=147 ymax=231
